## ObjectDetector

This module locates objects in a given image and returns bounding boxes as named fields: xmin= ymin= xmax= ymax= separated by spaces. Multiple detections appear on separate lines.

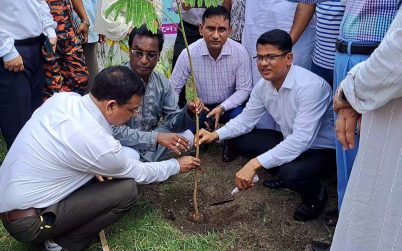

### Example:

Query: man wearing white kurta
xmin=0 ymin=66 xmax=200 ymax=251
xmin=331 ymin=9 xmax=402 ymax=251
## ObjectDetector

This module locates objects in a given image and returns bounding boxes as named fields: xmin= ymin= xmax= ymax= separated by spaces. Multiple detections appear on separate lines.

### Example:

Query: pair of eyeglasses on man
xmin=128 ymin=107 xmax=141 ymax=114
xmin=253 ymin=51 xmax=289 ymax=63
xmin=130 ymin=49 xmax=159 ymax=60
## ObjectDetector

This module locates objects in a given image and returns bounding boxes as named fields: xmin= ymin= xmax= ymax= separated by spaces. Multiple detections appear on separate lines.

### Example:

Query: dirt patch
xmin=140 ymin=144 xmax=337 ymax=251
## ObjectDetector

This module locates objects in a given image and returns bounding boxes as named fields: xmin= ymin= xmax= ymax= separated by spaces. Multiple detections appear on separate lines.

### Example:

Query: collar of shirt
xmin=281 ymin=65 xmax=296 ymax=90
xmin=268 ymin=65 xmax=296 ymax=94
xmin=200 ymin=39 xmax=232 ymax=60
xmin=82 ymin=94 xmax=113 ymax=135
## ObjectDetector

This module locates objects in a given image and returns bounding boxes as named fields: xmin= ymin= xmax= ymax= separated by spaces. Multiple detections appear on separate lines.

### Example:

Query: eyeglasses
xmin=130 ymin=107 xmax=141 ymax=114
xmin=253 ymin=52 xmax=289 ymax=63
xmin=130 ymin=49 xmax=159 ymax=61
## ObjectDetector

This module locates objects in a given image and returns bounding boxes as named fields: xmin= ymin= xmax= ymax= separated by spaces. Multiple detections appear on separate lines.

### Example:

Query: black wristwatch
xmin=217 ymin=105 xmax=225 ymax=114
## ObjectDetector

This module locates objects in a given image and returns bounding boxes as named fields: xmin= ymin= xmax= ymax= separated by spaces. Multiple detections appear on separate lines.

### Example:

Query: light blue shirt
xmin=217 ymin=65 xmax=335 ymax=169
xmin=74 ymin=0 xmax=99 ymax=43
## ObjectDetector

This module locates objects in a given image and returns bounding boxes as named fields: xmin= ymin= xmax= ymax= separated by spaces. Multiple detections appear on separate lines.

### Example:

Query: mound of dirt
xmin=140 ymin=144 xmax=337 ymax=250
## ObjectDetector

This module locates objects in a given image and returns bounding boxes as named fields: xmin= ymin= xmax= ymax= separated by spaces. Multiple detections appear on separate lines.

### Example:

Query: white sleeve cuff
xmin=3 ymin=47 xmax=19 ymax=62
xmin=167 ymin=158 xmax=180 ymax=175
xmin=44 ymin=27 xmax=56 ymax=39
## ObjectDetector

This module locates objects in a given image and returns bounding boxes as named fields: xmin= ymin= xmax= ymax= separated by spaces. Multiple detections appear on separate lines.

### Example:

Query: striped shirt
xmin=288 ymin=0 xmax=401 ymax=43
xmin=169 ymin=38 xmax=253 ymax=111
xmin=313 ymin=1 xmax=345 ymax=69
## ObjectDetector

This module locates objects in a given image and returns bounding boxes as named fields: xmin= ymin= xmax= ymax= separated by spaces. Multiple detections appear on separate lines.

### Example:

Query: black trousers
xmin=2 ymin=179 xmax=138 ymax=251
xmin=0 ymin=38 xmax=45 ymax=149
xmin=172 ymin=21 xmax=202 ymax=108
xmin=231 ymin=129 xmax=336 ymax=204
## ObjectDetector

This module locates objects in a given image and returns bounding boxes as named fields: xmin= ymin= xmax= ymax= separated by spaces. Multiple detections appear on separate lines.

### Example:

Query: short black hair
xmin=256 ymin=29 xmax=293 ymax=52
xmin=128 ymin=24 xmax=164 ymax=52
xmin=90 ymin=66 xmax=145 ymax=105
xmin=202 ymin=5 xmax=231 ymax=24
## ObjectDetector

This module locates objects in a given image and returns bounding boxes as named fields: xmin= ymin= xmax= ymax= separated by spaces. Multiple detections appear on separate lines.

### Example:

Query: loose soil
xmin=139 ymin=144 xmax=337 ymax=251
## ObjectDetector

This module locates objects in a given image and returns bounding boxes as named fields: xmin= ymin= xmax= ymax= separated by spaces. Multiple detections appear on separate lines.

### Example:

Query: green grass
xmin=0 ymin=202 xmax=236 ymax=251
xmin=0 ymin=52 xmax=226 ymax=250
xmin=0 ymin=136 xmax=237 ymax=251
xmin=88 ymin=202 xmax=236 ymax=251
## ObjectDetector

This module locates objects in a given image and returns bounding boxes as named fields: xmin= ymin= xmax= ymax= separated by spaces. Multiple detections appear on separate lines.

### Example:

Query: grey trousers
xmin=2 ymin=179 xmax=138 ymax=251
xmin=83 ymin=42 xmax=99 ymax=87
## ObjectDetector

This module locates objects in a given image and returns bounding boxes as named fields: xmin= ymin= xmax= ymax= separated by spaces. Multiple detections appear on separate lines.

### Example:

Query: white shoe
xmin=44 ymin=239 xmax=62 ymax=251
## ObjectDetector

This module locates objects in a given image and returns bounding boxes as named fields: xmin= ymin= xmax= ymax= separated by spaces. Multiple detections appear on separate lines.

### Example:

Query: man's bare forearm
xmin=289 ymin=3 xmax=315 ymax=44
xmin=71 ymin=0 xmax=89 ymax=22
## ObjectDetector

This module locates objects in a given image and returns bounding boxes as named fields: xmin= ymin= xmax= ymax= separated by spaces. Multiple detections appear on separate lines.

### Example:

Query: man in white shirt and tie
xmin=197 ymin=29 xmax=336 ymax=222
xmin=0 ymin=66 xmax=200 ymax=251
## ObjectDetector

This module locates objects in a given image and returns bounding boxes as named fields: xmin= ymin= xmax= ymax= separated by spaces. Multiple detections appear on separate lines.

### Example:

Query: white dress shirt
xmin=0 ymin=93 xmax=180 ymax=212
xmin=170 ymin=38 xmax=253 ymax=111
xmin=217 ymin=65 xmax=335 ymax=169
xmin=0 ymin=0 xmax=57 ymax=61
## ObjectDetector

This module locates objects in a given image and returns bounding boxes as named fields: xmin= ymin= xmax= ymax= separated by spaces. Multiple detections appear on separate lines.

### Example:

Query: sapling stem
xmin=176 ymin=0 xmax=201 ymax=220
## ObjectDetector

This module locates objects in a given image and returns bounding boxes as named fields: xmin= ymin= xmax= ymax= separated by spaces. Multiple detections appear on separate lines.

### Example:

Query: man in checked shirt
xmin=170 ymin=6 xmax=253 ymax=162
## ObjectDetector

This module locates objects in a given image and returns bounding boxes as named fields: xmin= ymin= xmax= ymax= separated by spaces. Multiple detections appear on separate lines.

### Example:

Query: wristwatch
xmin=217 ymin=105 xmax=226 ymax=114
xmin=81 ymin=19 xmax=90 ymax=27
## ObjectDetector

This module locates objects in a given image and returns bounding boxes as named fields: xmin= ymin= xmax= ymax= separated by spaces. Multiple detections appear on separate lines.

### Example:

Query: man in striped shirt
xmin=170 ymin=6 xmax=253 ymax=162
xmin=310 ymin=0 xmax=345 ymax=88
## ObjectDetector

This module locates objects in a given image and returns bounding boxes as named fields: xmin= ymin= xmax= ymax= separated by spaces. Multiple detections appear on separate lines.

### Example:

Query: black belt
xmin=336 ymin=39 xmax=379 ymax=55
xmin=14 ymin=34 xmax=45 ymax=46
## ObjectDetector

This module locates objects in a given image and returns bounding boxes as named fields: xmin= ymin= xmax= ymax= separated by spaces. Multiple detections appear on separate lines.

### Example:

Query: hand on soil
xmin=178 ymin=156 xmax=201 ymax=173
xmin=157 ymin=132 xmax=190 ymax=154
xmin=195 ymin=129 xmax=219 ymax=146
